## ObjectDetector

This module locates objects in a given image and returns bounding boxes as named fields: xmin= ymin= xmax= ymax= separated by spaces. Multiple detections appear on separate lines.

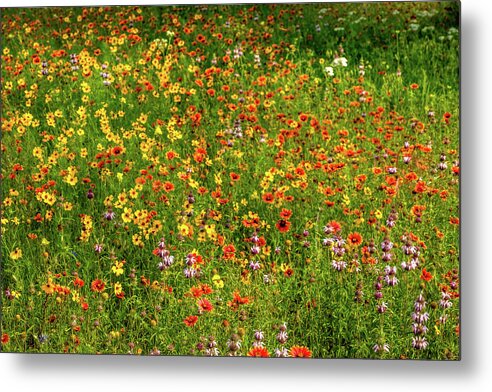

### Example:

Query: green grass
xmin=1 ymin=2 xmax=459 ymax=359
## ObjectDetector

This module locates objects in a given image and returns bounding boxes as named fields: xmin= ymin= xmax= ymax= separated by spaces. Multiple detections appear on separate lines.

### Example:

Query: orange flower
xmin=1 ymin=333 xmax=9 ymax=345
xmin=247 ymin=347 xmax=270 ymax=357
xmin=200 ymin=284 xmax=213 ymax=295
xmin=294 ymin=167 xmax=306 ymax=177
xmin=289 ymin=345 xmax=312 ymax=358
xmin=411 ymin=205 xmax=426 ymax=216
xmin=325 ymin=220 xmax=342 ymax=233
xmin=405 ymin=172 xmax=418 ymax=181
xmin=413 ymin=181 xmax=427 ymax=194
xmin=189 ymin=285 xmax=205 ymax=298
xmin=166 ymin=151 xmax=177 ymax=160
xmin=262 ymin=192 xmax=274 ymax=203
xmin=222 ymin=244 xmax=236 ymax=259
xmin=73 ymin=277 xmax=85 ymax=288
xmin=449 ymin=216 xmax=460 ymax=225
xmin=163 ymin=182 xmax=175 ymax=192
xmin=420 ymin=268 xmax=433 ymax=282
xmin=197 ymin=298 xmax=213 ymax=312
xmin=228 ymin=291 xmax=250 ymax=310
xmin=276 ymin=219 xmax=291 ymax=233
xmin=91 ymin=279 xmax=105 ymax=293
xmin=111 ymin=146 xmax=124 ymax=156
xmin=184 ymin=315 xmax=199 ymax=327
xmin=347 ymin=232 xmax=363 ymax=246
xmin=284 ymin=267 xmax=294 ymax=277
xmin=279 ymin=208 xmax=292 ymax=219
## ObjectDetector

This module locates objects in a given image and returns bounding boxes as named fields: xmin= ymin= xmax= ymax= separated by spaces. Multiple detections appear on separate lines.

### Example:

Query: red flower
xmin=413 ymin=181 xmax=427 ymax=194
xmin=289 ymin=345 xmax=312 ymax=358
xmin=184 ymin=315 xmax=199 ymax=327
xmin=279 ymin=208 xmax=292 ymax=219
xmin=90 ymin=279 xmax=105 ymax=293
xmin=228 ymin=291 xmax=250 ymax=311
xmin=190 ymin=286 xmax=205 ymax=298
xmin=347 ymin=232 xmax=363 ymax=246
xmin=276 ymin=219 xmax=291 ymax=233
xmin=449 ymin=216 xmax=460 ymax=225
xmin=73 ymin=277 xmax=85 ymax=288
xmin=1 ymin=333 xmax=9 ymax=344
xmin=284 ymin=267 xmax=294 ymax=277
xmin=262 ymin=193 xmax=275 ymax=203
xmin=325 ymin=220 xmax=342 ymax=233
xmin=294 ymin=167 xmax=306 ymax=177
xmin=230 ymin=172 xmax=240 ymax=182
xmin=197 ymin=298 xmax=213 ymax=312
xmin=247 ymin=347 xmax=270 ymax=357
xmin=163 ymin=181 xmax=175 ymax=192
xmin=420 ymin=268 xmax=433 ymax=282
xmin=199 ymin=284 xmax=213 ymax=295
xmin=222 ymin=244 xmax=236 ymax=260
xmin=111 ymin=146 xmax=124 ymax=156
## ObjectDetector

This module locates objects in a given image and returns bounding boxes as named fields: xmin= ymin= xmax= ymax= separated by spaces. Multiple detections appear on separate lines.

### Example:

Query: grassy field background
xmin=1 ymin=1 xmax=459 ymax=359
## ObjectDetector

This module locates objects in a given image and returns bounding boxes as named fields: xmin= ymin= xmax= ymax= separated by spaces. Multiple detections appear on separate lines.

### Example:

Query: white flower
xmin=333 ymin=57 xmax=348 ymax=67
xmin=324 ymin=66 xmax=334 ymax=76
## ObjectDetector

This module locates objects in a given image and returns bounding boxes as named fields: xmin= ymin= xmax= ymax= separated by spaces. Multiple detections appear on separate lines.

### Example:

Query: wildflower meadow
xmin=0 ymin=1 xmax=460 ymax=359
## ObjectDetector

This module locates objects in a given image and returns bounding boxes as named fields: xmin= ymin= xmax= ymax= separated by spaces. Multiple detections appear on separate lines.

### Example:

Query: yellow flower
xmin=72 ymin=291 xmax=80 ymax=303
xmin=114 ymin=282 xmax=123 ymax=296
xmin=179 ymin=223 xmax=190 ymax=237
xmin=111 ymin=260 xmax=125 ymax=276
xmin=342 ymin=194 xmax=351 ymax=206
xmin=132 ymin=234 xmax=144 ymax=247
xmin=129 ymin=188 xmax=139 ymax=199
xmin=41 ymin=191 xmax=56 ymax=206
xmin=122 ymin=208 xmax=133 ymax=223
xmin=374 ymin=210 xmax=383 ymax=219
xmin=10 ymin=248 xmax=22 ymax=260
xmin=64 ymin=175 xmax=78 ymax=186
xmin=81 ymin=82 xmax=91 ymax=93
xmin=212 ymin=274 xmax=224 ymax=289
xmin=41 ymin=278 xmax=55 ymax=295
